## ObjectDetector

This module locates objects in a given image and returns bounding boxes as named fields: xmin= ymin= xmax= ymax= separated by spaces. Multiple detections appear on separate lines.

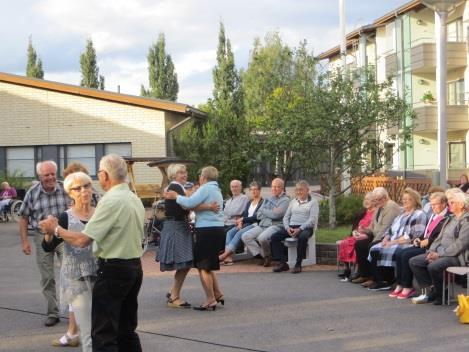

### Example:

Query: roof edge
xmin=0 ymin=71 xmax=205 ymax=117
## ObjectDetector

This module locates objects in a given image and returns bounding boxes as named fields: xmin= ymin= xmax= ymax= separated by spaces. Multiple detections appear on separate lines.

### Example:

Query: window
xmin=67 ymin=145 xmax=96 ymax=175
xmin=385 ymin=22 xmax=396 ymax=52
xmin=385 ymin=143 xmax=394 ymax=169
xmin=448 ymin=79 xmax=465 ymax=105
xmin=449 ymin=142 xmax=466 ymax=169
xmin=447 ymin=18 xmax=463 ymax=42
xmin=104 ymin=143 xmax=131 ymax=157
xmin=6 ymin=147 xmax=35 ymax=177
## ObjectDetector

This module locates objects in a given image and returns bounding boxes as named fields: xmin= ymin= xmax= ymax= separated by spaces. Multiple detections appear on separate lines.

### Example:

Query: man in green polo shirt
xmin=40 ymin=154 xmax=145 ymax=352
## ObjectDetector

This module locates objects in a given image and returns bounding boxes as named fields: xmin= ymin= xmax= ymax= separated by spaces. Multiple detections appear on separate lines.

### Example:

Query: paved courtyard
xmin=1 ymin=221 xmax=468 ymax=352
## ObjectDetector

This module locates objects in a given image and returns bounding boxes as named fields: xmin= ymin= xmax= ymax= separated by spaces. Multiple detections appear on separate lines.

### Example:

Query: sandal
xmin=223 ymin=260 xmax=234 ymax=266
xmin=52 ymin=334 xmax=80 ymax=347
xmin=167 ymin=297 xmax=191 ymax=308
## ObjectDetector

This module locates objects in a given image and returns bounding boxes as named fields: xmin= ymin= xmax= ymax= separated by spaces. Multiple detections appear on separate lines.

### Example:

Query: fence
xmin=351 ymin=176 xmax=432 ymax=203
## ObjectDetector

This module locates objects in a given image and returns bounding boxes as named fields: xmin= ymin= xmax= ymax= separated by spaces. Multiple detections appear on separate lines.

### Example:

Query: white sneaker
xmin=412 ymin=294 xmax=429 ymax=304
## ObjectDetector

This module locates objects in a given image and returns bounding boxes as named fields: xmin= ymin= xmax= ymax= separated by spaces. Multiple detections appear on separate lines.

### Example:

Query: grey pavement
xmin=1 ymin=221 xmax=468 ymax=352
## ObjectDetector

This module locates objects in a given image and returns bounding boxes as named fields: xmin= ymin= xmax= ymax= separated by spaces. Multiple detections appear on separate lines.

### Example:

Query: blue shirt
xmin=176 ymin=181 xmax=224 ymax=228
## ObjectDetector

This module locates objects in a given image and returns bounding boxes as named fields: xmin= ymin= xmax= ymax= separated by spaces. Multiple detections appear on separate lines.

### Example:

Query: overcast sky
xmin=0 ymin=0 xmax=408 ymax=106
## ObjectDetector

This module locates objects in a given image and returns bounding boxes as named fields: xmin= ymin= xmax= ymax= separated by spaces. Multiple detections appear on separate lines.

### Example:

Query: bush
xmin=0 ymin=169 xmax=33 ymax=190
xmin=318 ymin=194 xmax=364 ymax=227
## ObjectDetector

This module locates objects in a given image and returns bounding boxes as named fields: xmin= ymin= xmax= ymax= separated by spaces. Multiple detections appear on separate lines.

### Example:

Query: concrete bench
xmin=284 ymin=235 xmax=316 ymax=268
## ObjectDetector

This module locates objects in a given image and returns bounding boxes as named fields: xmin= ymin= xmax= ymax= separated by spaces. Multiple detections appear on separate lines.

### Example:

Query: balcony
xmin=384 ymin=42 xmax=466 ymax=76
xmin=413 ymin=104 xmax=468 ymax=132
xmin=411 ymin=42 xmax=466 ymax=74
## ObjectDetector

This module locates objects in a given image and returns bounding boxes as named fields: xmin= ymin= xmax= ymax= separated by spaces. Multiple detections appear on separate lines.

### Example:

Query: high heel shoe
xmin=193 ymin=302 xmax=217 ymax=311
xmin=215 ymin=295 xmax=225 ymax=306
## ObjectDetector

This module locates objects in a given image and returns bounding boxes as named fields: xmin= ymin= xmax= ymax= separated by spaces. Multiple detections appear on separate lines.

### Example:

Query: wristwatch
xmin=54 ymin=226 xmax=61 ymax=238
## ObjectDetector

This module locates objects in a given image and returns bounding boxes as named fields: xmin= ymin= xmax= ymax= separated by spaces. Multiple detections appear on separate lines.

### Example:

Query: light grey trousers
xmin=241 ymin=225 xmax=283 ymax=258
xmin=33 ymin=232 xmax=63 ymax=318
xmin=72 ymin=289 xmax=93 ymax=352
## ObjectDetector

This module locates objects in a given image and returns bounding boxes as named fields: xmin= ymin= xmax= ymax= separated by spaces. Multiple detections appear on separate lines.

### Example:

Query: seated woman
xmin=457 ymin=174 xmax=469 ymax=193
xmin=219 ymin=181 xmax=263 ymax=265
xmin=367 ymin=188 xmax=427 ymax=291
xmin=337 ymin=192 xmax=375 ymax=280
xmin=0 ymin=182 xmax=17 ymax=218
xmin=390 ymin=191 xmax=449 ymax=299
xmin=410 ymin=188 xmax=469 ymax=305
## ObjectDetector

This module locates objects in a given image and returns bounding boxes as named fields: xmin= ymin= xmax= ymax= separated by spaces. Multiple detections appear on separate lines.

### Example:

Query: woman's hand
xmin=164 ymin=190 xmax=178 ymax=200
xmin=39 ymin=215 xmax=58 ymax=235
xmin=419 ymin=239 xmax=429 ymax=248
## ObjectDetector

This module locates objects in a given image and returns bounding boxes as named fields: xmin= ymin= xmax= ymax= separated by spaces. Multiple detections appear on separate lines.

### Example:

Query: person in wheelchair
xmin=1 ymin=182 xmax=17 ymax=220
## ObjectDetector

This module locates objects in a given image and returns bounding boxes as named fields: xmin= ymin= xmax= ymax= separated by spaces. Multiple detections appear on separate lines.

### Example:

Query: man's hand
xmin=39 ymin=215 xmax=58 ymax=235
xmin=209 ymin=201 xmax=220 ymax=212
xmin=288 ymin=228 xmax=301 ymax=237
xmin=426 ymin=251 xmax=439 ymax=262
xmin=21 ymin=240 xmax=31 ymax=255
xmin=236 ymin=218 xmax=243 ymax=229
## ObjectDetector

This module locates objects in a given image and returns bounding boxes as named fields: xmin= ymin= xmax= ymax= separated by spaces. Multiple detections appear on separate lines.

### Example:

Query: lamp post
xmin=421 ymin=0 xmax=464 ymax=186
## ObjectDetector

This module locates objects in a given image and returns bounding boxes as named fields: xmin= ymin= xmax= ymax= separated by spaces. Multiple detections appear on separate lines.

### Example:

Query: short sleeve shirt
xmin=82 ymin=183 xmax=145 ymax=259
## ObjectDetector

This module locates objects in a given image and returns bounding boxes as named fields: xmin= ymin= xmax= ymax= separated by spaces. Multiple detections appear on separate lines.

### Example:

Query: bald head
xmin=271 ymin=178 xmax=284 ymax=197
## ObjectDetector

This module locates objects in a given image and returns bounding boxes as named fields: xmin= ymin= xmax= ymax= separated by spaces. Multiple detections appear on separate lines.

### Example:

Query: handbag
xmin=455 ymin=294 xmax=469 ymax=324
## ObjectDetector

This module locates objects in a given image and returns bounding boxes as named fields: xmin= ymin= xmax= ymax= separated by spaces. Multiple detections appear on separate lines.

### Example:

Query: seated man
xmin=0 ymin=181 xmax=17 ymax=218
xmin=223 ymin=180 xmax=249 ymax=232
xmin=352 ymin=187 xmax=400 ymax=285
xmin=410 ymin=188 xmax=469 ymax=305
xmin=241 ymin=178 xmax=289 ymax=267
xmin=270 ymin=180 xmax=318 ymax=273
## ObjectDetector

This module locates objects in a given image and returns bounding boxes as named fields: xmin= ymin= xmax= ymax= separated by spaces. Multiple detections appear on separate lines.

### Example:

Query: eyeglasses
xmin=70 ymin=183 xmax=92 ymax=192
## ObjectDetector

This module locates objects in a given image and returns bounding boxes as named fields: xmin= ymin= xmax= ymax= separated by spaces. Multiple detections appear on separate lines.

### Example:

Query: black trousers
xmin=369 ymin=249 xmax=395 ymax=283
xmin=355 ymin=238 xmax=379 ymax=277
xmin=409 ymin=253 xmax=459 ymax=299
xmin=271 ymin=226 xmax=312 ymax=264
xmin=92 ymin=258 xmax=143 ymax=352
xmin=394 ymin=246 xmax=425 ymax=288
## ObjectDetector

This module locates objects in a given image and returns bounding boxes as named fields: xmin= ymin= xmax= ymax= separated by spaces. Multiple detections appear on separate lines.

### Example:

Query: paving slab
xmin=1 ymin=221 xmax=468 ymax=352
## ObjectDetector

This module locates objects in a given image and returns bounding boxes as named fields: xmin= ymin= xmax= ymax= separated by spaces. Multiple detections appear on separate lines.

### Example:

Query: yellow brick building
xmin=0 ymin=72 xmax=205 ymax=184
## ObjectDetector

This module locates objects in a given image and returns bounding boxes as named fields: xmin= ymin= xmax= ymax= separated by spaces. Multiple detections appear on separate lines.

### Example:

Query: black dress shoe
xmin=273 ymin=262 xmax=289 ymax=272
xmin=432 ymin=298 xmax=443 ymax=306
xmin=44 ymin=317 xmax=60 ymax=327
xmin=349 ymin=272 xmax=360 ymax=280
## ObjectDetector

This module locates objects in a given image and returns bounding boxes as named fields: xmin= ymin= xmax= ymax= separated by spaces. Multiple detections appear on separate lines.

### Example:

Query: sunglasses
xmin=70 ymin=183 xmax=92 ymax=192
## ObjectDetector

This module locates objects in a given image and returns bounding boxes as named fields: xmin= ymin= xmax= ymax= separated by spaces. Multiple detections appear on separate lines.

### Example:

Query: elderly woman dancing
xmin=42 ymin=172 xmax=97 ymax=352
xmin=366 ymin=188 xmax=427 ymax=291
xmin=165 ymin=166 xmax=224 ymax=310
xmin=157 ymin=164 xmax=194 ymax=308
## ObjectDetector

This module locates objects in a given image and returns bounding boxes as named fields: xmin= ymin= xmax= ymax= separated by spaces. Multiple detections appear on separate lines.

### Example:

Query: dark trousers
xmin=92 ymin=258 xmax=143 ymax=352
xmin=394 ymin=246 xmax=425 ymax=288
xmin=409 ymin=253 xmax=459 ymax=299
xmin=369 ymin=249 xmax=395 ymax=283
xmin=271 ymin=226 xmax=312 ymax=265
xmin=355 ymin=238 xmax=378 ymax=277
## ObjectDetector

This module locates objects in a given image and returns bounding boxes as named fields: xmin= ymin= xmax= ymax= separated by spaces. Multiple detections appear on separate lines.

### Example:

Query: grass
xmin=316 ymin=225 xmax=351 ymax=243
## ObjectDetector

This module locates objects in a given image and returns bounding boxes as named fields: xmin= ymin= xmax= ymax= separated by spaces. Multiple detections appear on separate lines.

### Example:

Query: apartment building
xmin=318 ymin=0 xmax=469 ymax=179
xmin=0 ymin=72 xmax=205 ymax=183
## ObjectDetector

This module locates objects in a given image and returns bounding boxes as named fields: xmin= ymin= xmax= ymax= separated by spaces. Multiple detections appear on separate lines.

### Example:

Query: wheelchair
xmin=142 ymin=199 xmax=165 ymax=252
xmin=0 ymin=199 xmax=23 ymax=222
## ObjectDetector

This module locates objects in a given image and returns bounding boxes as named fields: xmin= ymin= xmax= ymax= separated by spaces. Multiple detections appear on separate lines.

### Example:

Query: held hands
xmin=288 ymin=228 xmax=301 ymax=237
xmin=39 ymin=215 xmax=58 ymax=235
xmin=426 ymin=251 xmax=439 ymax=262
xmin=209 ymin=201 xmax=220 ymax=213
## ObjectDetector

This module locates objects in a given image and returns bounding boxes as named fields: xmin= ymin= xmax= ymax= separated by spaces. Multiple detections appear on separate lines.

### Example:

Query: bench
xmin=134 ymin=184 xmax=161 ymax=201
xmin=283 ymin=234 xmax=316 ymax=268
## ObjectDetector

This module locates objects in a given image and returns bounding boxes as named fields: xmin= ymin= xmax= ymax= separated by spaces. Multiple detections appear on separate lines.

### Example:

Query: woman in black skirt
xmin=165 ymin=166 xmax=225 ymax=311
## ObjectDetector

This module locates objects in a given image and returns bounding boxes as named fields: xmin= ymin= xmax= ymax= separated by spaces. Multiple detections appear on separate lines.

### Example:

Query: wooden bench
xmin=133 ymin=184 xmax=161 ymax=201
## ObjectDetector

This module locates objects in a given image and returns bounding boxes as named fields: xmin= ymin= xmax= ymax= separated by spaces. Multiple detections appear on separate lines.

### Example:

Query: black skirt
xmin=193 ymin=226 xmax=225 ymax=271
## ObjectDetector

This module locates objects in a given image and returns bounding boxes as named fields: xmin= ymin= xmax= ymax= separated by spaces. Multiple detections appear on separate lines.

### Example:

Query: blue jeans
xmin=225 ymin=224 xmax=255 ymax=253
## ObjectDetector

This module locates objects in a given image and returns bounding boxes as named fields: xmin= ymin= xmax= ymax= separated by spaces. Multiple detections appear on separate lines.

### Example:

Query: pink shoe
xmin=388 ymin=288 xmax=402 ymax=298
xmin=397 ymin=289 xmax=416 ymax=299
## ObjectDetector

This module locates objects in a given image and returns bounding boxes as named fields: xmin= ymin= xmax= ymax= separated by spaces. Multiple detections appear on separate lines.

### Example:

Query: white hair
xmin=36 ymin=160 xmax=58 ymax=176
xmin=372 ymin=187 xmax=389 ymax=200
xmin=446 ymin=188 xmax=469 ymax=209
xmin=99 ymin=154 xmax=127 ymax=181
xmin=167 ymin=164 xmax=187 ymax=181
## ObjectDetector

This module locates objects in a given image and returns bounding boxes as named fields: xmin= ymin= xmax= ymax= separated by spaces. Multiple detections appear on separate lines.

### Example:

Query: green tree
xmin=312 ymin=68 xmax=414 ymax=228
xmin=26 ymin=37 xmax=44 ymax=79
xmin=175 ymin=23 xmax=249 ymax=194
xmin=80 ymin=38 xmax=104 ymax=89
xmin=141 ymin=33 xmax=178 ymax=101
xmin=254 ymin=41 xmax=319 ymax=182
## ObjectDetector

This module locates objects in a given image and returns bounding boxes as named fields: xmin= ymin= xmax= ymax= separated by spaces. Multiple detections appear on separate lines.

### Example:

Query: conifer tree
xmin=26 ymin=37 xmax=44 ymax=79
xmin=141 ymin=33 xmax=178 ymax=101
xmin=80 ymin=38 xmax=104 ymax=89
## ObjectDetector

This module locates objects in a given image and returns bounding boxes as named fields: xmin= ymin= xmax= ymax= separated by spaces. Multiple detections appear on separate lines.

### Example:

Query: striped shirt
xmin=18 ymin=181 xmax=70 ymax=230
